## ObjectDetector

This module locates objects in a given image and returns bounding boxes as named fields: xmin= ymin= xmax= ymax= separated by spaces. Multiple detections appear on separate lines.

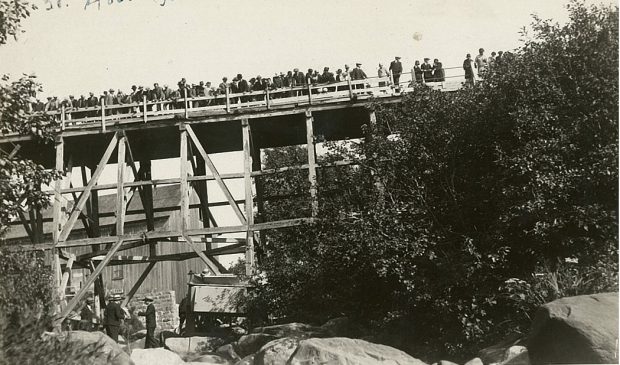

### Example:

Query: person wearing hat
xmin=104 ymin=294 xmax=125 ymax=342
xmin=421 ymin=58 xmax=433 ymax=82
xmin=79 ymin=297 xmax=98 ymax=331
xmin=377 ymin=63 xmax=390 ymax=88
xmin=138 ymin=296 xmax=158 ymax=348
xmin=321 ymin=67 xmax=335 ymax=84
xmin=389 ymin=56 xmax=403 ymax=86
xmin=350 ymin=63 xmax=367 ymax=92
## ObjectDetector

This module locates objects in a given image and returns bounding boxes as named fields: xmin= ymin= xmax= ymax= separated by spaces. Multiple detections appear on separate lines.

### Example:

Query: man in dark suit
xmin=139 ymin=296 xmax=158 ymax=348
xmin=79 ymin=297 xmax=98 ymax=331
xmin=389 ymin=56 xmax=403 ymax=86
xmin=104 ymin=294 xmax=124 ymax=342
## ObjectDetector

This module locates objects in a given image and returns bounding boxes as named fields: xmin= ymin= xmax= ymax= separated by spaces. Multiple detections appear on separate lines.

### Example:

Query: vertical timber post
xmin=305 ymin=111 xmax=318 ymax=217
xmin=367 ymin=110 xmax=385 ymax=206
xmin=51 ymin=136 xmax=64 ymax=301
xmin=242 ymin=119 xmax=255 ymax=276
xmin=116 ymin=133 xmax=126 ymax=237
xmin=101 ymin=99 xmax=106 ymax=132
xmin=179 ymin=123 xmax=190 ymax=233
xmin=251 ymin=142 xmax=264 ymax=263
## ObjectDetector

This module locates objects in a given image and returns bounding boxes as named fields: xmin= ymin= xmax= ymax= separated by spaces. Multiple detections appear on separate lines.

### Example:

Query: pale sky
xmin=0 ymin=0 xmax=598 ymax=98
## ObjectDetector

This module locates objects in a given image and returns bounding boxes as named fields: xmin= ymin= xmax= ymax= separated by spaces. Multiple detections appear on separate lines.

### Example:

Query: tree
xmin=247 ymin=1 xmax=618 ymax=360
xmin=0 ymin=2 xmax=102 ymax=364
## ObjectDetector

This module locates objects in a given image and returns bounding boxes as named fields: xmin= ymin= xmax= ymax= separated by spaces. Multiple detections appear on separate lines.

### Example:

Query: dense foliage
xmin=247 ymin=1 xmax=618 ymax=359
xmin=0 ymin=2 xmax=101 ymax=364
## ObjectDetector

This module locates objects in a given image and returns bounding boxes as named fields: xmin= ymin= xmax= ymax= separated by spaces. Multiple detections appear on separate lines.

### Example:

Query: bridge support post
xmin=242 ymin=119 xmax=255 ymax=276
xmin=305 ymin=111 xmax=318 ymax=217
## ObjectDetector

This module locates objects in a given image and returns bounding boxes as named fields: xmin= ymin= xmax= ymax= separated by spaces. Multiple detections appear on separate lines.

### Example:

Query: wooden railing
xmin=36 ymin=70 xmax=464 ymax=132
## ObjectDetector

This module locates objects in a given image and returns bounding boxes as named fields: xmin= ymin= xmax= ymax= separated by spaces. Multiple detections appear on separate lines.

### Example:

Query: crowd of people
xmin=462 ymin=48 xmax=505 ymax=85
xmin=29 ymin=50 xmax=502 ymax=119
xmin=75 ymin=293 xmax=158 ymax=348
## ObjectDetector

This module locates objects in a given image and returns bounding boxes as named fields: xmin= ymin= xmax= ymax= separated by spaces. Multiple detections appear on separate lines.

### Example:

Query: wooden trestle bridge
xmin=0 ymin=73 xmax=461 ymax=324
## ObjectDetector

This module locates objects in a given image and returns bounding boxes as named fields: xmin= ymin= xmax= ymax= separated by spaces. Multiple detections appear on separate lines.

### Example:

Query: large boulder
xmin=216 ymin=343 xmax=242 ymax=361
xmin=235 ymin=333 xmax=279 ymax=357
xmin=527 ymin=292 xmax=618 ymax=364
xmin=501 ymin=346 xmax=530 ymax=365
xmin=320 ymin=317 xmax=364 ymax=338
xmin=478 ymin=333 xmax=524 ymax=364
xmin=186 ymin=353 xmax=231 ymax=364
xmin=165 ymin=336 xmax=221 ymax=358
xmin=289 ymin=337 xmax=427 ymax=365
xmin=254 ymin=337 xmax=301 ymax=365
xmin=251 ymin=323 xmax=327 ymax=339
xmin=131 ymin=348 xmax=184 ymax=365
xmin=66 ymin=330 xmax=134 ymax=365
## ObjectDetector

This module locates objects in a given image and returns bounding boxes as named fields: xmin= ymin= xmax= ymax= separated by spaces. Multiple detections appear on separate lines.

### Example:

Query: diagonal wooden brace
xmin=57 ymin=132 xmax=119 ymax=243
xmin=55 ymin=238 xmax=125 ymax=325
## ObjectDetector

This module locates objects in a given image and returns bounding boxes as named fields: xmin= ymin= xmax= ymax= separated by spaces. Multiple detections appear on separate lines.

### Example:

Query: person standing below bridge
xmin=389 ymin=56 xmax=403 ymax=86
xmin=139 ymin=296 xmax=158 ymax=348
xmin=79 ymin=297 xmax=98 ymax=331
xmin=104 ymin=294 xmax=125 ymax=342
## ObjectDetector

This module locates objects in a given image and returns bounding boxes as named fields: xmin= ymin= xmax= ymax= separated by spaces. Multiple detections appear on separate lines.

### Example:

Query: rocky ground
xmin=66 ymin=292 xmax=618 ymax=365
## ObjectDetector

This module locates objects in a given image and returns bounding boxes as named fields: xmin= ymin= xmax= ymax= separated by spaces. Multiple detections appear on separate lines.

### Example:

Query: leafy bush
xmin=245 ymin=1 xmax=618 ymax=360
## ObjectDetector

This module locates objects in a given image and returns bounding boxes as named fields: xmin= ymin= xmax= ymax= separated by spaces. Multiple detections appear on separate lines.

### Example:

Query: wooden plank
xmin=57 ymin=132 xmax=119 ymax=243
xmin=59 ymin=254 xmax=75 ymax=300
xmin=305 ymin=111 xmax=319 ymax=217
xmin=121 ymin=262 xmax=155 ymax=306
xmin=179 ymin=125 xmax=190 ymax=231
xmin=242 ymin=119 xmax=255 ymax=275
xmin=55 ymin=238 xmax=125 ymax=325
xmin=17 ymin=210 xmax=35 ymax=242
xmin=186 ymin=125 xmax=247 ymax=224
xmin=181 ymin=233 xmax=220 ymax=275
xmin=55 ymin=217 xmax=314 ymax=249
xmin=116 ymin=134 xmax=126 ymax=237
xmin=89 ymin=243 xmax=246 ymax=264
xmin=52 ymin=137 xmax=64 ymax=244
xmin=77 ymin=240 xmax=151 ymax=261
xmin=100 ymin=99 xmax=106 ymax=132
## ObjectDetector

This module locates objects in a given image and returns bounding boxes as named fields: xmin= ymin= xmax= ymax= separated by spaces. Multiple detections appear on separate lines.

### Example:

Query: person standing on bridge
xmin=475 ymin=48 xmax=488 ymax=79
xmin=413 ymin=60 xmax=423 ymax=84
xmin=389 ymin=56 xmax=403 ymax=86
xmin=421 ymin=58 xmax=433 ymax=83
xmin=463 ymin=53 xmax=475 ymax=86
xmin=432 ymin=59 xmax=445 ymax=82
xmin=350 ymin=63 xmax=367 ymax=90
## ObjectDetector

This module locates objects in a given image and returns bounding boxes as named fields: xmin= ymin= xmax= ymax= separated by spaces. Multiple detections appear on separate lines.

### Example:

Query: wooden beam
xmin=17 ymin=210 xmax=35 ymax=243
xmin=77 ymin=238 xmax=151 ymax=261
xmin=59 ymin=254 xmax=75 ymax=300
xmin=180 ymin=124 xmax=190 ymax=232
xmin=53 ymin=217 xmax=314 ymax=249
xmin=242 ymin=119 xmax=255 ymax=275
xmin=186 ymin=125 xmax=247 ymax=224
xmin=121 ymin=262 xmax=156 ymax=306
xmin=181 ymin=233 xmax=221 ymax=275
xmin=55 ymin=238 xmax=125 ymax=325
xmin=51 ymin=137 xmax=64 ymax=295
xmin=88 ymin=243 xmax=246 ymax=265
xmin=57 ymin=133 xmax=118 ymax=243
xmin=305 ymin=111 xmax=318 ymax=217
xmin=116 ymin=134 xmax=126 ymax=237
